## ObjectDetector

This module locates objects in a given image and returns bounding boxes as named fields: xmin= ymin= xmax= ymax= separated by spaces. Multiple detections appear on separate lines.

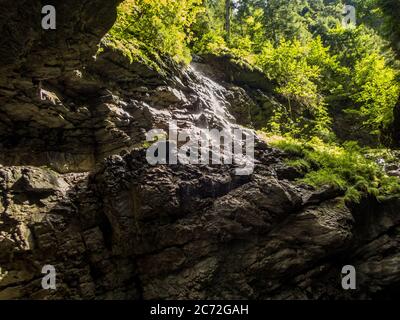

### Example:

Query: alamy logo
xmin=145 ymin=122 xmax=255 ymax=175
xmin=341 ymin=265 xmax=356 ymax=290
xmin=41 ymin=265 xmax=57 ymax=290
xmin=342 ymin=5 xmax=356 ymax=28
xmin=42 ymin=5 xmax=56 ymax=30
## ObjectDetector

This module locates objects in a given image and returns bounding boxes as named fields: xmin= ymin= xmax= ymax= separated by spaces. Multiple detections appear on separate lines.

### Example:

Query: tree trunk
xmin=387 ymin=97 xmax=400 ymax=147
xmin=224 ymin=0 xmax=231 ymax=44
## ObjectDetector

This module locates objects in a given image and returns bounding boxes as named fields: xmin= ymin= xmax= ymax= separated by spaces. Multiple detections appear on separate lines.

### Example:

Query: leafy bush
xmin=104 ymin=0 xmax=203 ymax=66
xmin=325 ymin=26 xmax=399 ymax=136
xmin=266 ymin=134 xmax=400 ymax=203
xmin=352 ymin=52 xmax=399 ymax=132
xmin=256 ymin=38 xmax=339 ymax=138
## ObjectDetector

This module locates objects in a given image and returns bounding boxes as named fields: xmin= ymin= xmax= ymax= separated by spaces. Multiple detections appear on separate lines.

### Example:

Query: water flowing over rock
xmin=0 ymin=0 xmax=400 ymax=300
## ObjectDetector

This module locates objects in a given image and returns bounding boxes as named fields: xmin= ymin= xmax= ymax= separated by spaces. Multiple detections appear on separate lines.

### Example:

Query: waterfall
xmin=187 ymin=63 xmax=236 ymax=131
xmin=143 ymin=61 xmax=255 ymax=175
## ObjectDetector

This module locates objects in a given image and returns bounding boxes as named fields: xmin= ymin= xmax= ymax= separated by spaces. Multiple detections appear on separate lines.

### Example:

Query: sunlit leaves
xmin=106 ymin=0 xmax=203 ymax=65
xmin=267 ymin=134 xmax=400 ymax=203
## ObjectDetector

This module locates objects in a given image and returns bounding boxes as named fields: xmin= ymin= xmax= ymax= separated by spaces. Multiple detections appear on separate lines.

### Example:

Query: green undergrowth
xmin=263 ymin=133 xmax=400 ymax=203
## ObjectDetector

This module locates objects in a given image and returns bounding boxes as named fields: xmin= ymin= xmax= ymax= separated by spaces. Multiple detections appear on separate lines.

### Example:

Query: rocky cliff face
xmin=1 ymin=0 xmax=400 ymax=300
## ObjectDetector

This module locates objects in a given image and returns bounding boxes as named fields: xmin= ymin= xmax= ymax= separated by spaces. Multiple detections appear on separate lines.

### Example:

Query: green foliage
xmin=256 ymin=37 xmax=339 ymax=138
xmin=377 ymin=0 xmax=400 ymax=54
xmin=261 ymin=0 xmax=343 ymax=43
xmin=324 ymin=25 xmax=399 ymax=136
xmin=191 ymin=1 xmax=400 ymax=143
xmin=352 ymin=52 xmax=399 ymax=132
xmin=104 ymin=0 xmax=203 ymax=66
xmin=192 ymin=30 xmax=229 ymax=55
xmin=267 ymin=134 xmax=400 ymax=203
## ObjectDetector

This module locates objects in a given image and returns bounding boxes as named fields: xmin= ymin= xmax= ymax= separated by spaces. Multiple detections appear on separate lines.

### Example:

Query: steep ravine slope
xmin=0 ymin=0 xmax=400 ymax=299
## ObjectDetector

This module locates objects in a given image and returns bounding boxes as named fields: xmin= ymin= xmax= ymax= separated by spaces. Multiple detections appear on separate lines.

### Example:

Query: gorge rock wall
xmin=0 ymin=0 xmax=400 ymax=300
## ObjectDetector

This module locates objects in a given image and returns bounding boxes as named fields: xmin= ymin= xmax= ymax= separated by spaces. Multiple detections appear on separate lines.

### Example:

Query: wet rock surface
xmin=0 ymin=0 xmax=400 ymax=300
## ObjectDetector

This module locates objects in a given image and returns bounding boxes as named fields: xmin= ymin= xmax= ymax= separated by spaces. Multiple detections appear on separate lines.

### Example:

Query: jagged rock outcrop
xmin=1 ymin=0 xmax=400 ymax=300
xmin=1 ymin=151 xmax=400 ymax=299
xmin=0 ymin=0 xmax=123 ymax=171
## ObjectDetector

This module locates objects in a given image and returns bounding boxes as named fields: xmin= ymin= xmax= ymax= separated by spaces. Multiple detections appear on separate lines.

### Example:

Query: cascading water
xmin=185 ymin=63 xmax=255 ymax=175
xmin=187 ymin=63 xmax=236 ymax=129
xmin=143 ymin=61 xmax=255 ymax=175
